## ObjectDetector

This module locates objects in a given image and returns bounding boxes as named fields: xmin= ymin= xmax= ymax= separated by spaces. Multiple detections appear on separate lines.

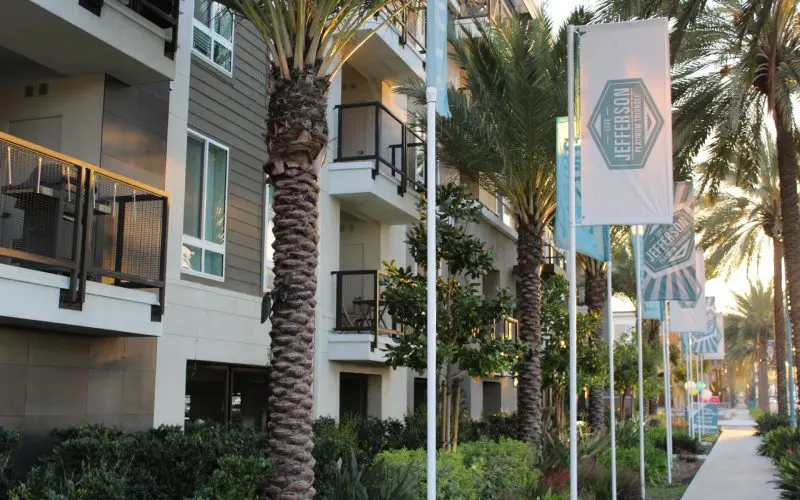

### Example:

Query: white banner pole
xmin=661 ymin=305 xmax=672 ymax=483
xmin=699 ymin=353 xmax=705 ymax=439
xmin=567 ymin=24 xmax=579 ymax=500
xmin=634 ymin=227 xmax=646 ymax=499
xmin=425 ymin=86 xmax=437 ymax=500
xmin=607 ymin=240 xmax=617 ymax=500
xmin=687 ymin=336 xmax=693 ymax=438
xmin=665 ymin=303 xmax=674 ymax=483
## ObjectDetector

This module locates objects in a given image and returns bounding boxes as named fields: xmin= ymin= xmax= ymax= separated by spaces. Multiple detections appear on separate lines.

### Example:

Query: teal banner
xmin=426 ymin=0 xmax=449 ymax=116
xmin=690 ymin=403 xmax=719 ymax=432
xmin=554 ymin=117 xmax=610 ymax=262
xmin=693 ymin=297 xmax=723 ymax=354
xmin=642 ymin=301 xmax=664 ymax=321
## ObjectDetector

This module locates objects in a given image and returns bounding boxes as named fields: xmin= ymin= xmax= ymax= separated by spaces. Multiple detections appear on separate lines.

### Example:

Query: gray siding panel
xmin=186 ymin=21 xmax=268 ymax=297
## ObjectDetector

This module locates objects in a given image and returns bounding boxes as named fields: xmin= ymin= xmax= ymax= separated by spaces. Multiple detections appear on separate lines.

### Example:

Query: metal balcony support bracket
xmin=79 ymin=0 xmax=104 ymax=16
xmin=373 ymin=106 xmax=381 ymax=180
xmin=152 ymin=197 xmax=168 ymax=321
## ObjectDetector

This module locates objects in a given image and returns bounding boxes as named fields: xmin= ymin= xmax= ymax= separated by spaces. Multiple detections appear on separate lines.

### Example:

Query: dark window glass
xmin=185 ymin=361 xmax=269 ymax=430
xmin=185 ymin=362 xmax=227 ymax=424
xmin=413 ymin=378 xmax=427 ymax=411
xmin=340 ymin=373 xmax=368 ymax=420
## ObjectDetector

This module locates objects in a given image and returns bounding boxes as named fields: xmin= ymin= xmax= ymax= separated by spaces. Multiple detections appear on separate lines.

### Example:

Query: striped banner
xmin=641 ymin=182 xmax=700 ymax=301
xmin=692 ymin=297 xmax=722 ymax=354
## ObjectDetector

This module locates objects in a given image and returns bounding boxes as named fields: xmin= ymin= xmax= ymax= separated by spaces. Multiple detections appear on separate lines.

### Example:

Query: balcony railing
xmin=334 ymin=102 xmax=426 ymax=195
xmin=79 ymin=0 xmax=180 ymax=58
xmin=0 ymin=132 xmax=168 ymax=320
xmin=380 ymin=1 xmax=426 ymax=54
xmin=332 ymin=270 xmax=404 ymax=349
xmin=543 ymin=243 xmax=566 ymax=272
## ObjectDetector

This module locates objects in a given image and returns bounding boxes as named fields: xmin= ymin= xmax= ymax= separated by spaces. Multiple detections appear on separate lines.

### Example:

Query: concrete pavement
xmin=682 ymin=409 xmax=779 ymax=500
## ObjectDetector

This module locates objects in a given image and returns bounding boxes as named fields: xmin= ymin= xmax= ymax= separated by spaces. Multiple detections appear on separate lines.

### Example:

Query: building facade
xmin=0 ymin=0 xmax=547 ymax=462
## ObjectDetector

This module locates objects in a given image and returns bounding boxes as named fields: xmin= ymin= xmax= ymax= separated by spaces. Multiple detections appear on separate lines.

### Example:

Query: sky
xmin=542 ymin=0 xmax=773 ymax=314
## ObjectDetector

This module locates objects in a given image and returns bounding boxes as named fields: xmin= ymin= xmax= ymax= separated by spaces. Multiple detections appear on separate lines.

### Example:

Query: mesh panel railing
xmin=495 ymin=316 xmax=519 ymax=342
xmin=332 ymin=270 xmax=403 ymax=349
xmin=0 ymin=131 xmax=167 ymax=320
xmin=335 ymin=102 xmax=427 ymax=196
xmin=380 ymin=0 xmax=426 ymax=54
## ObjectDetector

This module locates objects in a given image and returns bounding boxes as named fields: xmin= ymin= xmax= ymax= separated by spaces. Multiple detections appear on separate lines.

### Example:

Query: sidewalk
xmin=682 ymin=409 xmax=779 ymax=500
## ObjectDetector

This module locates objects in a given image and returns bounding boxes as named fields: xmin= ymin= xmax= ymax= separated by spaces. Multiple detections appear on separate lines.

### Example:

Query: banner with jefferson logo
xmin=693 ymin=299 xmax=724 ymax=356
xmin=670 ymin=249 xmax=707 ymax=333
xmin=555 ymin=117 xmax=609 ymax=262
xmin=641 ymin=182 xmax=700 ymax=301
xmin=578 ymin=18 xmax=673 ymax=225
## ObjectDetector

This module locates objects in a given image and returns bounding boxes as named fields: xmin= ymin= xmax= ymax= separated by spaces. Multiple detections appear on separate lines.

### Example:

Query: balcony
xmin=542 ymin=243 xmax=567 ymax=278
xmin=330 ymin=102 xmax=426 ymax=223
xmin=329 ymin=270 xmax=404 ymax=364
xmin=0 ymin=131 xmax=167 ymax=336
xmin=495 ymin=316 xmax=519 ymax=343
xmin=347 ymin=1 xmax=426 ymax=82
xmin=0 ymin=0 xmax=179 ymax=84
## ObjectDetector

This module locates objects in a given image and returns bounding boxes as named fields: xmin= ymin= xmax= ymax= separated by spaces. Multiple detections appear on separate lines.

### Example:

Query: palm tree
xmin=582 ymin=256 xmax=608 ymax=431
xmin=696 ymin=135 xmax=788 ymax=415
xmin=218 ymin=1 xmax=402 ymax=496
xmin=599 ymin=0 xmax=800 ymax=412
xmin=729 ymin=280 xmax=774 ymax=413
xmin=401 ymin=8 xmax=591 ymax=443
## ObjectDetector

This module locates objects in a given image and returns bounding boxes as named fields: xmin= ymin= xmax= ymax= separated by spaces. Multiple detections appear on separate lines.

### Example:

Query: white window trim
xmin=182 ymin=130 xmax=231 ymax=281
xmin=262 ymin=185 xmax=275 ymax=293
xmin=192 ymin=1 xmax=236 ymax=76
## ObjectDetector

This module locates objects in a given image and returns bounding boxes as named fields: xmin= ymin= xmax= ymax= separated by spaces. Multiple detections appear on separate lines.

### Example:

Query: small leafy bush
xmin=376 ymin=448 xmax=484 ymax=500
xmin=577 ymin=458 xmax=639 ymax=500
xmin=646 ymin=427 xmax=700 ymax=454
xmin=775 ymin=450 xmax=800 ymax=499
xmin=460 ymin=412 xmax=519 ymax=443
xmin=758 ymin=427 xmax=800 ymax=462
xmin=599 ymin=445 xmax=667 ymax=485
xmin=459 ymin=439 xmax=538 ymax=499
xmin=195 ymin=455 xmax=273 ymax=499
xmin=755 ymin=412 xmax=790 ymax=436
xmin=1 ymin=428 xmax=20 ymax=499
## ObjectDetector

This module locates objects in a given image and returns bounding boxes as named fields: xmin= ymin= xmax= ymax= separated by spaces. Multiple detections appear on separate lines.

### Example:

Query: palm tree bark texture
xmin=264 ymin=67 xmax=327 ymax=499
xmin=516 ymin=219 xmax=544 ymax=445
xmin=583 ymin=262 xmax=607 ymax=431
xmin=773 ymin=238 xmax=788 ymax=416
xmin=774 ymin=115 xmax=800 ymax=405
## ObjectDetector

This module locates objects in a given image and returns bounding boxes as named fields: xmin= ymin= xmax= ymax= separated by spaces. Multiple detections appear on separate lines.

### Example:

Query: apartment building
xmin=0 ymin=0 xmax=547 ymax=462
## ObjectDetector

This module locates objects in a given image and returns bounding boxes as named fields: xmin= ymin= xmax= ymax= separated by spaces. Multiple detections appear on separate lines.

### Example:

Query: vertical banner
xmin=670 ymin=249 xmax=707 ymax=333
xmin=704 ymin=313 xmax=725 ymax=360
xmin=643 ymin=301 xmax=664 ymax=321
xmin=693 ymin=297 xmax=723 ymax=354
xmin=642 ymin=182 xmax=700 ymax=301
xmin=555 ymin=117 xmax=609 ymax=261
xmin=426 ymin=0 xmax=449 ymax=116
xmin=579 ymin=19 xmax=673 ymax=225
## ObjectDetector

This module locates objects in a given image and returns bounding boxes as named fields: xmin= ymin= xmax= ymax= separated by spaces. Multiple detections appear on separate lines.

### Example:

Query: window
xmin=263 ymin=185 xmax=275 ymax=292
xmin=193 ymin=0 xmax=234 ymax=73
xmin=185 ymin=361 xmax=269 ymax=431
xmin=183 ymin=132 xmax=229 ymax=279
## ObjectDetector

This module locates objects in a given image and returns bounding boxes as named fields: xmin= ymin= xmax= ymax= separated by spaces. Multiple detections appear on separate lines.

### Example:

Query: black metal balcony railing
xmin=543 ymin=243 xmax=567 ymax=272
xmin=380 ymin=1 xmax=427 ymax=55
xmin=79 ymin=0 xmax=180 ymax=58
xmin=335 ymin=102 xmax=426 ymax=196
xmin=332 ymin=270 xmax=404 ymax=350
xmin=0 ymin=132 xmax=168 ymax=321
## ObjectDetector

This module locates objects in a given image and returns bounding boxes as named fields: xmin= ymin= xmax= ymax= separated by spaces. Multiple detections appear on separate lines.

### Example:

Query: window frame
xmin=182 ymin=129 xmax=231 ymax=281
xmin=192 ymin=1 xmax=236 ymax=76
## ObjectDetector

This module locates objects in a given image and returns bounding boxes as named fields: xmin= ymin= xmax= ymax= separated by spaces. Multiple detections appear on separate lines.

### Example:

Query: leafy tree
xmin=696 ymin=134 xmax=788 ymax=415
xmin=381 ymin=184 xmax=527 ymax=450
xmin=217 ymin=0 xmax=407 ymax=494
xmin=539 ymin=276 xmax=606 ymax=428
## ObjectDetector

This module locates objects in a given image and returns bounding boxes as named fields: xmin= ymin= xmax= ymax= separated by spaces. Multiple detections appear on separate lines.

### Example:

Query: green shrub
xmin=195 ymin=455 xmax=272 ymax=499
xmin=775 ymin=450 xmax=800 ymax=499
xmin=758 ymin=427 xmax=800 ymax=461
xmin=577 ymin=458 xmax=639 ymax=500
xmin=460 ymin=413 xmax=519 ymax=443
xmin=599 ymin=445 xmax=667 ymax=485
xmin=10 ymin=460 xmax=128 ymax=500
xmin=1 ymin=428 xmax=20 ymax=499
xmin=755 ymin=412 xmax=790 ymax=436
xmin=646 ymin=427 xmax=700 ymax=454
xmin=459 ymin=439 xmax=538 ymax=499
xmin=376 ymin=448 xmax=484 ymax=500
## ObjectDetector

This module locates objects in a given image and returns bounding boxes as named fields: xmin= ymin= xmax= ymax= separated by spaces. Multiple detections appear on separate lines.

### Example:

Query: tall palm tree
xmin=582 ymin=256 xmax=608 ymax=431
xmin=729 ymin=281 xmax=775 ymax=412
xmin=401 ymin=8 xmax=590 ymax=443
xmin=599 ymin=0 xmax=800 ymax=407
xmin=219 ymin=1 xmax=401 ymax=496
xmin=696 ymin=135 xmax=788 ymax=415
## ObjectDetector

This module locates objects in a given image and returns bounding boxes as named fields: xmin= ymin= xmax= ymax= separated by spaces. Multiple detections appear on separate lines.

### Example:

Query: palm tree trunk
xmin=773 ymin=237 xmax=788 ymax=416
xmin=584 ymin=264 xmax=607 ymax=432
xmin=516 ymin=218 xmax=544 ymax=445
xmin=773 ymin=112 xmax=800 ymax=408
xmin=265 ymin=70 xmax=328 ymax=499
xmin=758 ymin=327 xmax=770 ymax=413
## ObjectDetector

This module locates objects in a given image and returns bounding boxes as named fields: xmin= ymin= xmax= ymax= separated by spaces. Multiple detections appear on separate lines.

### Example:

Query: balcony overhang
xmin=329 ymin=161 xmax=420 ymax=224
xmin=0 ymin=264 xmax=162 ymax=336
xmin=348 ymin=16 xmax=425 ymax=84
xmin=327 ymin=333 xmax=397 ymax=365
xmin=0 ymin=0 xmax=176 ymax=84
